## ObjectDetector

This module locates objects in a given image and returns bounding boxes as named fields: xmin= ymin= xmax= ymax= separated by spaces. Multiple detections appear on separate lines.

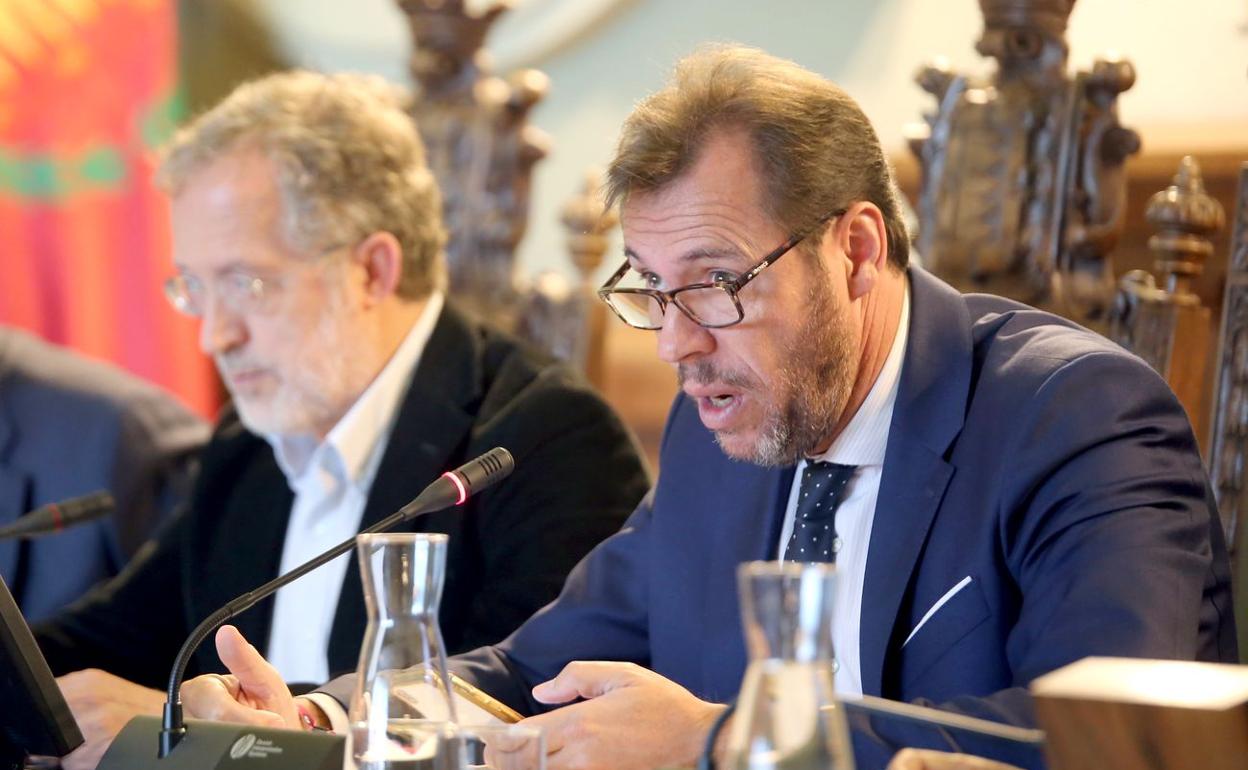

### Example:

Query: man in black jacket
xmin=35 ymin=70 xmax=649 ymax=770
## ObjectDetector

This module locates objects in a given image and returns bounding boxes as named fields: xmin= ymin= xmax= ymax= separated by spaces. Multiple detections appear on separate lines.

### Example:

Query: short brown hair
xmin=606 ymin=44 xmax=909 ymax=268
xmin=157 ymin=70 xmax=447 ymax=298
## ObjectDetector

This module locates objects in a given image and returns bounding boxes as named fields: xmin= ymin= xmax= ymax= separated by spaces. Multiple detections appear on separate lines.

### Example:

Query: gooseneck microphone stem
xmin=159 ymin=527 xmax=370 ymax=756
xmin=158 ymin=447 xmax=514 ymax=758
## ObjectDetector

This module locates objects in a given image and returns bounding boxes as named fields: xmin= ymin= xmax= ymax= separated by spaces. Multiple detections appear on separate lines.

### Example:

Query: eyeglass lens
xmin=608 ymin=285 xmax=741 ymax=329
xmin=164 ymin=272 xmax=267 ymax=318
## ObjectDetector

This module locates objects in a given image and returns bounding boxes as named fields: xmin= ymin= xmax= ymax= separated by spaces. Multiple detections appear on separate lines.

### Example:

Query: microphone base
xmin=98 ymin=716 xmax=344 ymax=770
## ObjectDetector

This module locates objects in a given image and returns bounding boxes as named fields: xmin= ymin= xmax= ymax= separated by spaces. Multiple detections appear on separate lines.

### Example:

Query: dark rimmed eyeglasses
xmin=597 ymin=209 xmax=845 ymax=330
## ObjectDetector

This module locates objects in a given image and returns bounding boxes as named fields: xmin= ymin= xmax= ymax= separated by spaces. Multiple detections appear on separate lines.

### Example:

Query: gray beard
xmin=718 ymin=278 xmax=854 ymax=468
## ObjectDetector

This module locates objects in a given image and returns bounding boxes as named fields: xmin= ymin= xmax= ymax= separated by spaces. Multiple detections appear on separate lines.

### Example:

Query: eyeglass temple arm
xmin=597 ymin=260 xmax=631 ymax=295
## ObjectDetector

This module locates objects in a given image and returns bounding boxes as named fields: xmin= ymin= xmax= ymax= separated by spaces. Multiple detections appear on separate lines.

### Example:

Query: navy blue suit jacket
xmin=0 ymin=327 xmax=207 ymax=622
xmin=333 ymin=269 xmax=1235 ymax=766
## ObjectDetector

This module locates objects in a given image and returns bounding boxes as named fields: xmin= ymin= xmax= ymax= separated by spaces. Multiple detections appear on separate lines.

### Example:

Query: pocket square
xmin=903 ymin=575 xmax=974 ymax=648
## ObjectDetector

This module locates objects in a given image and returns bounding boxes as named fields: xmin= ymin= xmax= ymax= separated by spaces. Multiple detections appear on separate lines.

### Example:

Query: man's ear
xmin=350 ymin=231 xmax=404 ymax=306
xmin=832 ymin=203 xmax=889 ymax=301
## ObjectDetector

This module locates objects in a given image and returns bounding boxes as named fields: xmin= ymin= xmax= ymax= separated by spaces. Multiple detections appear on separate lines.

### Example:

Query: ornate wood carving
xmin=910 ymin=0 xmax=1140 ymax=329
xmin=560 ymin=170 xmax=616 ymax=384
xmin=396 ymin=0 xmax=551 ymax=322
xmin=511 ymin=171 xmax=617 ymax=385
xmin=395 ymin=0 xmax=615 ymax=383
xmin=1108 ymin=157 xmax=1224 ymax=430
xmin=1209 ymin=163 xmax=1248 ymax=552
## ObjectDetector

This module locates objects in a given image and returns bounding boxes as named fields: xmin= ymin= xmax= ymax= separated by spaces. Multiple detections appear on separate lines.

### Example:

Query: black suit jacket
xmin=35 ymin=304 xmax=650 ymax=686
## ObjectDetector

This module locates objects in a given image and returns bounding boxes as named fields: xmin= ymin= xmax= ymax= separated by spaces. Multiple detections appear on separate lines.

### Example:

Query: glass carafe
xmin=350 ymin=533 xmax=457 ymax=769
xmin=725 ymin=561 xmax=854 ymax=770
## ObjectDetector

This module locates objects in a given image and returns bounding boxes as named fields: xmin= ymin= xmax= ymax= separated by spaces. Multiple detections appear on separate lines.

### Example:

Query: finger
xmin=204 ymin=697 xmax=285 ymax=729
xmin=541 ymin=741 xmax=581 ymax=770
xmin=531 ymin=661 xmax=641 ymax=704
xmin=517 ymin=710 xmax=572 ymax=755
xmin=215 ymin=626 xmax=276 ymax=691
xmin=57 ymin=669 xmax=111 ymax=700
xmin=214 ymin=627 xmax=285 ymax=700
xmin=181 ymin=676 xmax=237 ymax=719
xmin=214 ymin=626 xmax=298 ymax=727
xmin=886 ymin=748 xmax=925 ymax=770
xmin=479 ymin=732 xmax=540 ymax=770
xmin=61 ymin=741 xmax=106 ymax=770
xmin=182 ymin=671 xmax=284 ymax=728
xmin=180 ymin=674 xmax=237 ymax=710
xmin=954 ymin=754 xmax=1022 ymax=770
xmin=887 ymin=750 xmax=1021 ymax=770
xmin=213 ymin=673 xmax=243 ymax=700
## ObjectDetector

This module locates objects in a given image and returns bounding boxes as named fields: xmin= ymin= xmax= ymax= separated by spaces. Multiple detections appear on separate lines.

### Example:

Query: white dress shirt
xmin=265 ymin=292 xmax=444 ymax=684
xmin=777 ymin=286 xmax=911 ymax=698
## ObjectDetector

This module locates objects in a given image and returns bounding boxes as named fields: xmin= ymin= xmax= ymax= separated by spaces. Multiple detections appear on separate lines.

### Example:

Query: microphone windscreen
xmin=0 ymin=490 xmax=116 ymax=540
xmin=452 ymin=447 xmax=514 ymax=496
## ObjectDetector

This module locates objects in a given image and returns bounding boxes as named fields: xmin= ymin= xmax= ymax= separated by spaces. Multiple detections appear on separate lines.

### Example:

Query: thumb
xmin=251 ymin=709 xmax=287 ymax=729
xmin=531 ymin=661 xmax=641 ymax=705
xmin=214 ymin=625 xmax=298 ymax=727
xmin=886 ymin=750 xmax=925 ymax=770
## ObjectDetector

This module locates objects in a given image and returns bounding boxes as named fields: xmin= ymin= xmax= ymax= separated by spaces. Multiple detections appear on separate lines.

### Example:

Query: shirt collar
xmin=267 ymin=291 xmax=445 ymax=490
xmin=808 ymin=284 xmax=911 ymax=468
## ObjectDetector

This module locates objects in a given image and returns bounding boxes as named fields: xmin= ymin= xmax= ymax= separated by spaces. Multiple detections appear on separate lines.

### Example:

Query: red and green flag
xmin=0 ymin=0 xmax=217 ymax=418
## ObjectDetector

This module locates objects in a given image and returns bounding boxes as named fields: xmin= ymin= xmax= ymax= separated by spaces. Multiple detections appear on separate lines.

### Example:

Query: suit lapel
xmin=189 ymin=435 xmax=294 ymax=674
xmin=327 ymin=305 xmax=481 ymax=673
xmin=859 ymin=434 xmax=953 ymax=695
xmin=859 ymin=269 xmax=970 ymax=697
xmin=0 ymin=387 xmax=29 ymax=590
xmin=213 ymin=459 xmax=294 ymax=662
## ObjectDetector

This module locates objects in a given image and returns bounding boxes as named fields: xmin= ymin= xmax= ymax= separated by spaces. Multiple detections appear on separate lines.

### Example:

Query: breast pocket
xmin=897 ymin=575 xmax=992 ymax=688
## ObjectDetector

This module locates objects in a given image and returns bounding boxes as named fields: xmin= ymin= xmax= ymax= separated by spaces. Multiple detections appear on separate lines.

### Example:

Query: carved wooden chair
xmin=394 ymin=0 xmax=613 ymax=389
xmin=1208 ymin=166 xmax=1248 ymax=657
xmin=1108 ymin=157 xmax=1223 ymax=434
xmin=909 ymin=0 xmax=1138 ymax=333
xmin=911 ymin=0 xmax=1247 ymax=657
xmin=1107 ymin=160 xmax=1247 ymax=657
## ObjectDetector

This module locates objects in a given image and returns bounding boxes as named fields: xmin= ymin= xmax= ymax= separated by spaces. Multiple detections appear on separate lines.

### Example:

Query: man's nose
xmin=656 ymin=304 xmax=715 ymax=365
xmin=198 ymin=297 xmax=247 ymax=357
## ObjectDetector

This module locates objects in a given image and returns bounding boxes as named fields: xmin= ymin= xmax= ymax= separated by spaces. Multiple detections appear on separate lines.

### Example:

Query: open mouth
xmin=690 ymin=389 xmax=749 ymax=432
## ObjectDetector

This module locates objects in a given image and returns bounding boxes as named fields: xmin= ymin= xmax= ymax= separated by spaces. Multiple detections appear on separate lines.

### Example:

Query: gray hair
xmin=157 ymin=70 xmax=447 ymax=298
xmin=606 ymin=44 xmax=909 ymax=268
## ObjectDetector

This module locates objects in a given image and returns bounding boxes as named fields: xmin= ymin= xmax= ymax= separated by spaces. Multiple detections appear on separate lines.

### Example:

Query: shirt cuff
xmin=304 ymin=692 xmax=351 ymax=735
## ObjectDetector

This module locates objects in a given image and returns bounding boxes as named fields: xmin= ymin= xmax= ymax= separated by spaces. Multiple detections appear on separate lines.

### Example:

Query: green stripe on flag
xmin=0 ymin=85 xmax=185 ymax=200
xmin=0 ymin=146 xmax=123 ymax=200
xmin=140 ymin=86 xmax=187 ymax=149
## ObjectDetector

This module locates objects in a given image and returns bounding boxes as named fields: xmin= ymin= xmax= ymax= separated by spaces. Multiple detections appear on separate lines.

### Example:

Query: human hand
xmin=888 ymin=748 xmax=1025 ymax=770
xmin=179 ymin=625 xmax=299 ymax=729
xmin=57 ymin=669 xmax=165 ymax=770
xmin=522 ymin=661 xmax=725 ymax=770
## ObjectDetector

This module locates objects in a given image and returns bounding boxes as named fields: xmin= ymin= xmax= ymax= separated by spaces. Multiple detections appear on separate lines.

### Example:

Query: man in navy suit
xmin=0 ymin=326 xmax=207 ymax=622
xmin=180 ymin=45 xmax=1236 ymax=770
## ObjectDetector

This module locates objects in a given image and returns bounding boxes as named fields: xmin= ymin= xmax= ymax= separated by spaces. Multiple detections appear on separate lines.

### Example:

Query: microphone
xmin=0 ymin=491 xmax=114 ymax=540
xmin=151 ymin=447 xmax=514 ymax=759
xmin=394 ymin=445 xmax=514 ymax=516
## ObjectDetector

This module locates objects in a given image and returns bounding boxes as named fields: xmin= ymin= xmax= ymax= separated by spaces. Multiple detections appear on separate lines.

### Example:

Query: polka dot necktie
xmin=783 ymin=462 xmax=857 ymax=563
